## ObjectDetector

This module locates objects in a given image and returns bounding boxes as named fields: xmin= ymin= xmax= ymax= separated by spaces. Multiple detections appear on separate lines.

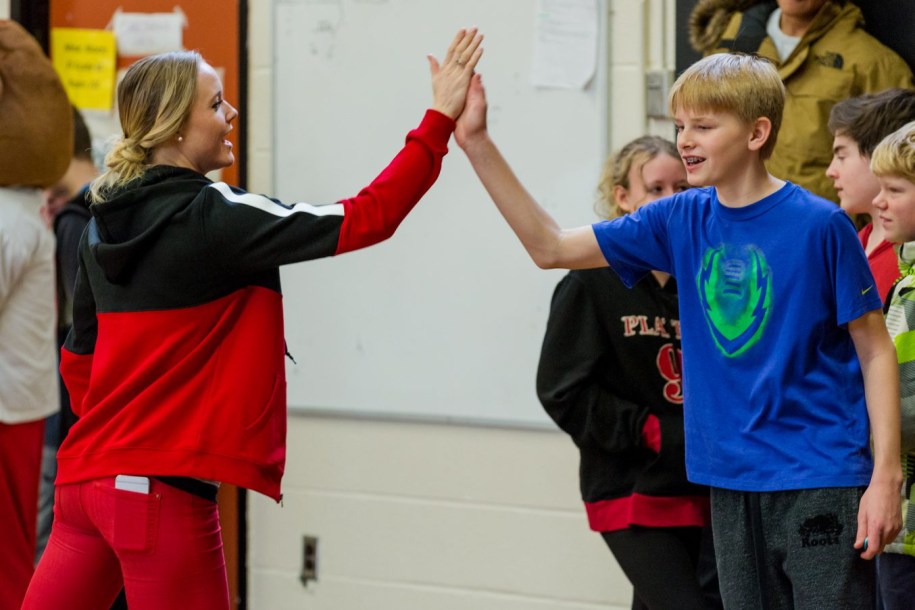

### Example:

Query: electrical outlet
xmin=300 ymin=535 xmax=318 ymax=585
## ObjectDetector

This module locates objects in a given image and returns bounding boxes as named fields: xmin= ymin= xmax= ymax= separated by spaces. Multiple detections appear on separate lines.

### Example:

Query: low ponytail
xmin=89 ymin=137 xmax=148 ymax=203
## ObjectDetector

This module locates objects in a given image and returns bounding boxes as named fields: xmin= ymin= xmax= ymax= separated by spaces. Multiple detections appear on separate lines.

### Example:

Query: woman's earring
xmin=178 ymin=135 xmax=184 ymax=143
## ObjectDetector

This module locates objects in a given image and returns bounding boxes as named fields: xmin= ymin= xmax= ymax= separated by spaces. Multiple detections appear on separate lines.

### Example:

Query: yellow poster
xmin=51 ymin=28 xmax=117 ymax=111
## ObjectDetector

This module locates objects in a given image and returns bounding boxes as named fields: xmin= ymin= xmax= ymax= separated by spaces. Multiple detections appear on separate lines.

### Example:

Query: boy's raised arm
xmin=456 ymin=74 xmax=607 ymax=270
xmin=849 ymin=308 xmax=903 ymax=559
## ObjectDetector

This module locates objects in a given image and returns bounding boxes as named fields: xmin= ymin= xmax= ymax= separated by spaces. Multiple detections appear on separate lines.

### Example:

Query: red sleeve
xmin=334 ymin=109 xmax=454 ymax=254
xmin=60 ymin=347 xmax=93 ymax=417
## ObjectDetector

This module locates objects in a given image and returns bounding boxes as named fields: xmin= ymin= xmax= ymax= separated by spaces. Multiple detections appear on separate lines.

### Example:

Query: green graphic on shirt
xmin=697 ymin=244 xmax=772 ymax=357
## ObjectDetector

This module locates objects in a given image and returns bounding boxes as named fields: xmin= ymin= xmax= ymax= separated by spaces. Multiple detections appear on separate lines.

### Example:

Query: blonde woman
xmin=537 ymin=136 xmax=720 ymax=609
xmin=23 ymin=29 xmax=482 ymax=610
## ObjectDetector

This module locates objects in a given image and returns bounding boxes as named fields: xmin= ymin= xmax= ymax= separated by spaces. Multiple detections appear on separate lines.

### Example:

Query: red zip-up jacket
xmin=57 ymin=110 xmax=453 ymax=501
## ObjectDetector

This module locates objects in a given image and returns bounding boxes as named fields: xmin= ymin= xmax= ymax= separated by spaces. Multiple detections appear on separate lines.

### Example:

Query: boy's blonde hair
xmin=595 ymin=136 xmax=680 ymax=220
xmin=668 ymin=53 xmax=785 ymax=160
xmin=871 ymin=121 xmax=915 ymax=183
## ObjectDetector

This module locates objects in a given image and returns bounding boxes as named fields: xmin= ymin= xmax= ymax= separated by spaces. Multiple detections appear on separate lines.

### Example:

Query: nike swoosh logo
xmin=861 ymin=285 xmax=874 ymax=296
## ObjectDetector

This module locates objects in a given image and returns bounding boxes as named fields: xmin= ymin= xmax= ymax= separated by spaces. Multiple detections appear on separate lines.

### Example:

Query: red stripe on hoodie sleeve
xmin=60 ymin=347 xmax=93 ymax=417
xmin=334 ymin=109 xmax=454 ymax=255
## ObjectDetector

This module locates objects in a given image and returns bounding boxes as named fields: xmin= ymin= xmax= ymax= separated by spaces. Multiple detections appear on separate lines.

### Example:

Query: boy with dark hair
xmin=35 ymin=105 xmax=98 ymax=562
xmin=827 ymin=89 xmax=915 ymax=302
xmin=457 ymin=53 xmax=902 ymax=608
xmin=42 ymin=106 xmax=97 ymax=343
xmin=869 ymin=121 xmax=915 ymax=609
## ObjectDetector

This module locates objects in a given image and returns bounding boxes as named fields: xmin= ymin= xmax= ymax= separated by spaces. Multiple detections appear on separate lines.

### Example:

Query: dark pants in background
xmin=602 ymin=525 xmax=722 ymax=610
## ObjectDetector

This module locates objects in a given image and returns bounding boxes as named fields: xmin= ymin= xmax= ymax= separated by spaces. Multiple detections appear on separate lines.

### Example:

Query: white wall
xmin=0 ymin=0 xmax=9 ymax=20
xmin=247 ymin=1 xmax=676 ymax=608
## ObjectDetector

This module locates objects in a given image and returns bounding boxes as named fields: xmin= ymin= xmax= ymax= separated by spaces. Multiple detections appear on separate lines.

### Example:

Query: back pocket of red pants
xmin=101 ymin=486 xmax=161 ymax=554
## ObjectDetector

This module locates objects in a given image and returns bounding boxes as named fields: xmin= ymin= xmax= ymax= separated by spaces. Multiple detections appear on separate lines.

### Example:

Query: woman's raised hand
xmin=427 ymin=27 xmax=483 ymax=120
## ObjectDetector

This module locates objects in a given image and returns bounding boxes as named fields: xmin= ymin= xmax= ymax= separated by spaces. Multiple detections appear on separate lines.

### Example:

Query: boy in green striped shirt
xmin=870 ymin=119 xmax=915 ymax=609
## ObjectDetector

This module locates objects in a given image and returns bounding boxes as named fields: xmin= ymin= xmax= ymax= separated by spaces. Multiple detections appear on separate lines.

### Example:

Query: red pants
xmin=0 ymin=420 xmax=43 ymax=610
xmin=22 ymin=477 xmax=230 ymax=610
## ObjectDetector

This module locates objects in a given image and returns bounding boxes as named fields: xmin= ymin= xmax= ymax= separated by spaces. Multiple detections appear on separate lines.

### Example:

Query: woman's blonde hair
xmin=871 ymin=121 xmax=915 ymax=183
xmin=595 ymin=135 xmax=680 ymax=220
xmin=90 ymin=51 xmax=201 ymax=203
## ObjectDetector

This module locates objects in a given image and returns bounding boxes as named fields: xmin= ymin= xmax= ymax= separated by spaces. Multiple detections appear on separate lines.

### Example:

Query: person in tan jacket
xmin=689 ymin=0 xmax=913 ymax=203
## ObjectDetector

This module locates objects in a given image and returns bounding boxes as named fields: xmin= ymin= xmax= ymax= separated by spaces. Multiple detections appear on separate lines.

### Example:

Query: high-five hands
xmin=428 ymin=27 xmax=484 ymax=120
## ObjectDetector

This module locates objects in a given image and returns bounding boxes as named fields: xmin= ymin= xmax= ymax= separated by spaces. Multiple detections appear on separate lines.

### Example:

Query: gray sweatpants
xmin=711 ymin=486 xmax=875 ymax=610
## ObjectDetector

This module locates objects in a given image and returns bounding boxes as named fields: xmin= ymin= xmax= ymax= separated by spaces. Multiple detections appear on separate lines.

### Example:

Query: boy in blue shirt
xmin=457 ymin=54 xmax=902 ymax=608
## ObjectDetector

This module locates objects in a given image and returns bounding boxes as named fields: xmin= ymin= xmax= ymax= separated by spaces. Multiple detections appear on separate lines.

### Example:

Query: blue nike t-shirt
xmin=592 ymin=182 xmax=882 ymax=492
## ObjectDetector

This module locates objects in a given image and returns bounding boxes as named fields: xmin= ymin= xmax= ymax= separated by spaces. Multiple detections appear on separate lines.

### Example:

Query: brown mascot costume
xmin=0 ymin=19 xmax=71 ymax=610
xmin=0 ymin=19 xmax=71 ymax=185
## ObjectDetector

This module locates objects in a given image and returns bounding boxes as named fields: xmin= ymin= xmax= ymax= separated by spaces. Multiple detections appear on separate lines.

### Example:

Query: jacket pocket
xmin=240 ymin=374 xmax=286 ymax=465
xmin=245 ymin=374 xmax=283 ymax=432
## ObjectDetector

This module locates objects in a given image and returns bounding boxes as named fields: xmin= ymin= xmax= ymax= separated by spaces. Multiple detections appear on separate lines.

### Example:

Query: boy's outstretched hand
xmin=455 ymin=73 xmax=487 ymax=150
xmin=428 ymin=28 xmax=483 ymax=120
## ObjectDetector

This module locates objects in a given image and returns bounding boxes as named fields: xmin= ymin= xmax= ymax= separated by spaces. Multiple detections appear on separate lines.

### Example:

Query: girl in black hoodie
xmin=537 ymin=136 xmax=720 ymax=610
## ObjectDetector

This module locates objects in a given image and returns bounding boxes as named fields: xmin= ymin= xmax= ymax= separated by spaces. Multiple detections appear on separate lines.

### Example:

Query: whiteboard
xmin=274 ymin=0 xmax=609 ymax=427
